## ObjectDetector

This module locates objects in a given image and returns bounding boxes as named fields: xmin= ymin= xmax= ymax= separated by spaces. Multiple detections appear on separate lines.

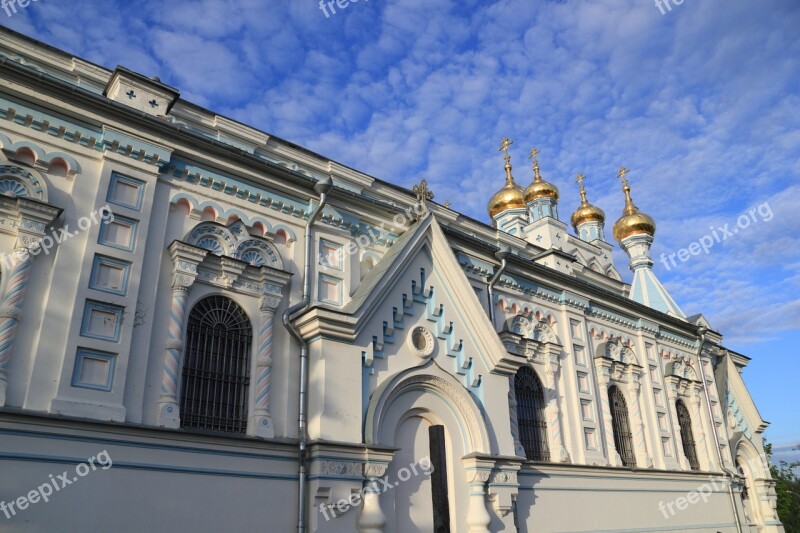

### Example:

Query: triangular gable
xmin=302 ymin=213 xmax=510 ymax=373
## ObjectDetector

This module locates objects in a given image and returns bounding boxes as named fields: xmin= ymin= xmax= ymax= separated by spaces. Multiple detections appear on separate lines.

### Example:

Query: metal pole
xmin=487 ymin=247 xmax=510 ymax=329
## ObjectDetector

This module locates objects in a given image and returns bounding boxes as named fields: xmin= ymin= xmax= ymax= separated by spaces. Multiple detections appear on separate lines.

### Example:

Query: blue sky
xmin=3 ymin=0 xmax=798 ymax=462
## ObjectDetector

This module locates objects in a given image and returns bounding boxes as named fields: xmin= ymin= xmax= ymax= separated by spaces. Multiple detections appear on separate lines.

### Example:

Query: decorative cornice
xmin=0 ymin=97 xmax=171 ymax=167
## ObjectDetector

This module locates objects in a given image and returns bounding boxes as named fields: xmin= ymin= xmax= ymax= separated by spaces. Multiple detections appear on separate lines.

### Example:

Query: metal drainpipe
xmin=283 ymin=177 xmax=332 ymax=533
xmin=487 ymin=247 xmax=511 ymax=330
xmin=695 ymin=327 xmax=743 ymax=533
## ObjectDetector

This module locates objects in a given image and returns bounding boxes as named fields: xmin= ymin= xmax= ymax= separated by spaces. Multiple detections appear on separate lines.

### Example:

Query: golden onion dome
xmin=488 ymin=176 xmax=525 ymax=218
xmin=612 ymin=168 xmax=656 ymax=242
xmin=523 ymin=151 xmax=559 ymax=203
xmin=570 ymin=174 xmax=605 ymax=229
xmin=488 ymin=137 xmax=527 ymax=218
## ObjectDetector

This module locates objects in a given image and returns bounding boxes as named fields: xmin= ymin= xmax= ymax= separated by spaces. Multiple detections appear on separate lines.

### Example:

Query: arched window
xmin=515 ymin=366 xmax=550 ymax=461
xmin=180 ymin=296 xmax=252 ymax=433
xmin=676 ymin=400 xmax=700 ymax=470
xmin=735 ymin=456 xmax=750 ymax=502
xmin=609 ymin=386 xmax=636 ymax=467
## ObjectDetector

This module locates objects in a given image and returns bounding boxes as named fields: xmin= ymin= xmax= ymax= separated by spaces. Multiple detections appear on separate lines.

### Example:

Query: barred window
xmin=609 ymin=386 xmax=636 ymax=467
xmin=515 ymin=366 xmax=550 ymax=461
xmin=676 ymin=400 xmax=700 ymax=470
xmin=180 ymin=296 xmax=252 ymax=433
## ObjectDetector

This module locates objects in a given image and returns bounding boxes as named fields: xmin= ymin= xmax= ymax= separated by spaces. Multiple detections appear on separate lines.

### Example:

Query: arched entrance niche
xmin=365 ymin=364 xmax=491 ymax=532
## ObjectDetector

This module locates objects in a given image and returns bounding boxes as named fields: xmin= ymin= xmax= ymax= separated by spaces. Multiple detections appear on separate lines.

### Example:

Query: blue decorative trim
xmin=107 ymin=172 xmax=145 ymax=211
xmin=165 ymin=158 xmax=309 ymax=217
xmin=89 ymin=255 xmax=131 ymax=296
xmin=72 ymin=348 xmax=117 ymax=391
xmin=98 ymin=214 xmax=139 ymax=252
xmin=80 ymin=301 xmax=124 ymax=342
xmin=0 ymin=95 xmax=167 ymax=167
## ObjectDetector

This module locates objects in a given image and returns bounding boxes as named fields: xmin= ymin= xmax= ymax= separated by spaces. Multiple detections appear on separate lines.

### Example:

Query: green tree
xmin=765 ymin=442 xmax=800 ymax=532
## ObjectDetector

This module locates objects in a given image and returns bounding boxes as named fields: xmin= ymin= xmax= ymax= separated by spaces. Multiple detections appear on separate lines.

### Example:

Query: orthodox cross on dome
xmin=529 ymin=147 xmax=542 ymax=180
xmin=616 ymin=167 xmax=630 ymax=187
xmin=412 ymin=179 xmax=434 ymax=219
xmin=498 ymin=137 xmax=513 ymax=165
xmin=576 ymin=173 xmax=588 ymax=202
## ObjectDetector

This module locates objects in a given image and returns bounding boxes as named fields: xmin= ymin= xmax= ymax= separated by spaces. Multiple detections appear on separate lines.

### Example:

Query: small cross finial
xmin=412 ymin=179 xmax=434 ymax=211
xmin=616 ymin=167 xmax=630 ymax=186
xmin=529 ymin=147 xmax=542 ymax=180
xmin=498 ymin=137 xmax=513 ymax=154
xmin=576 ymin=174 xmax=588 ymax=203
xmin=498 ymin=137 xmax=514 ymax=181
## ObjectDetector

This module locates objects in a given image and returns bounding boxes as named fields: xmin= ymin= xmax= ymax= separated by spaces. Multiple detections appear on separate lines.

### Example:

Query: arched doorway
xmin=366 ymin=370 xmax=491 ymax=532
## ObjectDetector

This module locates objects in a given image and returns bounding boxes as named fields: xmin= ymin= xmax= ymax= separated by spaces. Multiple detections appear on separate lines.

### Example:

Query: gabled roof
xmin=299 ymin=213 xmax=510 ymax=371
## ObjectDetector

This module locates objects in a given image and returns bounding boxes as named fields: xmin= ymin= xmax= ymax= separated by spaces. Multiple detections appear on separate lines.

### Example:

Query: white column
xmin=545 ymin=348 xmax=570 ymax=463
xmin=689 ymin=385 xmax=713 ymax=471
xmin=357 ymin=463 xmax=388 ymax=533
xmin=465 ymin=469 xmax=491 ymax=533
xmin=251 ymin=294 xmax=280 ymax=438
xmin=0 ymin=248 xmax=34 ymax=406
xmin=595 ymin=361 xmax=620 ymax=466
xmin=157 ymin=242 xmax=206 ymax=428
xmin=627 ymin=371 xmax=653 ymax=468
xmin=665 ymin=379 xmax=690 ymax=470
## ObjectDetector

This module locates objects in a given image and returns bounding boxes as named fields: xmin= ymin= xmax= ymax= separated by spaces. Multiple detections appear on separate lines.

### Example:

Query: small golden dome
xmin=523 ymin=150 xmax=559 ymax=203
xmin=488 ymin=180 xmax=525 ymax=217
xmin=524 ymin=179 xmax=560 ymax=203
xmin=488 ymin=136 xmax=526 ymax=218
xmin=571 ymin=174 xmax=605 ymax=228
xmin=612 ymin=168 xmax=655 ymax=242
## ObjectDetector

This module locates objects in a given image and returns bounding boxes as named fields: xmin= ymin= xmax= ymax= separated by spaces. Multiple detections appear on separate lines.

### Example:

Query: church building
xmin=0 ymin=28 xmax=784 ymax=532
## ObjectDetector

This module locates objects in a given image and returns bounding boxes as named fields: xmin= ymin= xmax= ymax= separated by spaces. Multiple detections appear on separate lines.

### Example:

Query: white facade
xmin=0 ymin=28 xmax=784 ymax=532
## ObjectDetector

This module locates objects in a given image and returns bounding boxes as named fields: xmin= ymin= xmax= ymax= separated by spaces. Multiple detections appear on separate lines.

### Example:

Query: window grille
xmin=180 ymin=296 xmax=252 ymax=433
xmin=609 ymin=386 xmax=636 ymax=467
xmin=676 ymin=400 xmax=700 ymax=470
xmin=515 ymin=367 xmax=550 ymax=461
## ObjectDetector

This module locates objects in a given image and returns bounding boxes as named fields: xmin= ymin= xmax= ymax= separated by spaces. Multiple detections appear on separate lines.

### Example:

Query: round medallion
xmin=409 ymin=326 xmax=435 ymax=358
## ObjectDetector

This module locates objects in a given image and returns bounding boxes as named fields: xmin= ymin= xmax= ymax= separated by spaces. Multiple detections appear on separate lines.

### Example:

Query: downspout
xmin=487 ymin=247 xmax=511 ymax=330
xmin=695 ymin=327 xmax=743 ymax=533
xmin=283 ymin=177 xmax=333 ymax=533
